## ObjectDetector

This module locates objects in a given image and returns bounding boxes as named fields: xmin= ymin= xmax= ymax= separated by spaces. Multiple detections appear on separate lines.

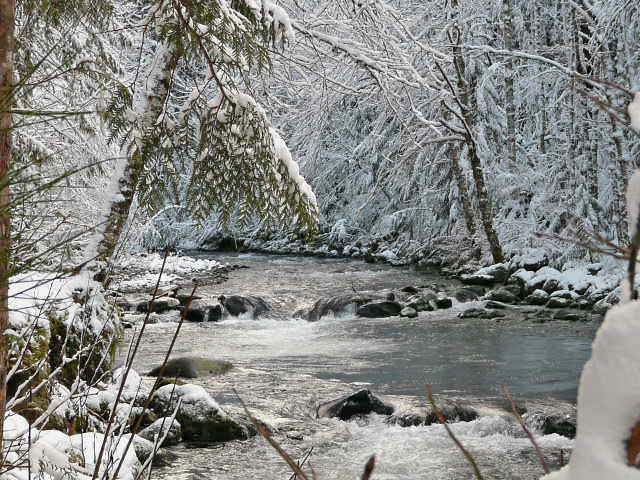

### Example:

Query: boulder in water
xmin=317 ymin=389 xmax=394 ymax=420
xmin=387 ymin=401 xmax=478 ymax=427
xmin=305 ymin=294 xmax=378 ymax=321
xmin=138 ymin=417 xmax=182 ymax=446
xmin=150 ymin=384 xmax=248 ymax=442
xmin=219 ymin=295 xmax=270 ymax=318
xmin=146 ymin=357 xmax=233 ymax=379
xmin=356 ymin=301 xmax=402 ymax=318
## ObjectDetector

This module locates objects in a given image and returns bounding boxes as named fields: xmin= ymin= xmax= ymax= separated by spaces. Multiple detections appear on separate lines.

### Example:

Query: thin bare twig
xmin=426 ymin=385 xmax=484 ymax=480
xmin=361 ymin=455 xmax=376 ymax=480
xmin=234 ymin=389 xmax=309 ymax=480
xmin=501 ymin=386 xmax=549 ymax=474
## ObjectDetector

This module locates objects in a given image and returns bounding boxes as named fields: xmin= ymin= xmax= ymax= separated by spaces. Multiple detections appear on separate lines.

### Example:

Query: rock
xmin=453 ymin=288 xmax=482 ymax=302
xmin=550 ymin=290 xmax=577 ymax=300
xmin=356 ymin=301 xmax=402 ymax=318
xmin=146 ymin=357 xmax=233 ymax=379
xmin=305 ymin=294 xmax=378 ymax=321
xmin=485 ymin=288 xmax=518 ymax=304
xmin=151 ymin=384 xmax=248 ymax=442
xmin=458 ymin=308 xmax=506 ymax=319
xmin=524 ymin=289 xmax=549 ymax=306
xmin=460 ymin=274 xmax=498 ymax=286
xmin=484 ymin=300 xmax=510 ymax=309
xmin=458 ymin=307 xmax=484 ymax=319
xmin=527 ymin=266 xmax=562 ymax=291
xmin=546 ymin=297 xmax=572 ymax=309
xmin=116 ymin=296 xmax=147 ymax=312
xmin=461 ymin=263 xmax=509 ymax=285
xmin=523 ymin=403 xmax=576 ymax=439
xmin=593 ymin=299 xmax=612 ymax=314
xmin=510 ymin=249 xmax=549 ymax=271
xmin=508 ymin=269 xmax=535 ymax=286
xmin=219 ymin=295 xmax=270 ymax=318
xmin=542 ymin=278 xmax=562 ymax=294
xmin=387 ymin=401 xmax=478 ymax=427
xmin=317 ymin=390 xmax=394 ymax=421
xmin=434 ymin=296 xmax=453 ymax=309
xmin=400 ymin=307 xmax=418 ymax=318
xmin=400 ymin=286 xmax=419 ymax=295
xmin=138 ymin=418 xmax=182 ymax=447
xmin=137 ymin=297 xmax=181 ymax=314
xmin=552 ymin=310 xmax=586 ymax=322
xmin=406 ymin=291 xmax=437 ymax=312
xmin=185 ymin=299 xmax=215 ymax=322
xmin=587 ymin=263 xmax=603 ymax=275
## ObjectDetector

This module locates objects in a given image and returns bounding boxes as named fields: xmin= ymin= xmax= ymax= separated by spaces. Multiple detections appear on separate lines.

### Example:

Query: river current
xmin=127 ymin=252 xmax=598 ymax=479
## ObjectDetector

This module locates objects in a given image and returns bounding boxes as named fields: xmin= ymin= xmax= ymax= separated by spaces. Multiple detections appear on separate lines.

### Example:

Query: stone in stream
xmin=400 ymin=307 xmax=418 ymax=318
xmin=522 ymin=402 xmax=577 ymax=439
xmin=460 ymin=263 xmax=510 ymax=285
xmin=219 ymin=294 xmax=270 ymax=318
xmin=317 ymin=389 xmax=394 ymax=421
xmin=434 ymin=296 xmax=453 ymax=309
xmin=452 ymin=287 xmax=483 ymax=303
xmin=146 ymin=357 xmax=233 ymax=379
xmin=552 ymin=309 xmax=587 ymax=322
xmin=405 ymin=291 xmax=437 ymax=312
xmin=485 ymin=288 xmax=518 ymax=304
xmin=524 ymin=289 xmax=549 ymax=306
xmin=387 ymin=400 xmax=478 ymax=427
xmin=138 ymin=417 xmax=182 ymax=446
xmin=137 ymin=297 xmax=181 ymax=314
xmin=546 ymin=297 xmax=572 ymax=309
xmin=304 ymin=294 xmax=379 ymax=321
xmin=458 ymin=308 xmax=506 ymax=319
xmin=150 ymin=384 xmax=249 ymax=442
xmin=356 ymin=301 xmax=402 ymax=318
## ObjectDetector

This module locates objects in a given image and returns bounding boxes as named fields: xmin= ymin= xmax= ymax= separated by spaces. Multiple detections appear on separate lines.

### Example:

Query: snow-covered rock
xmin=150 ymin=384 xmax=247 ymax=442
xmin=138 ymin=418 xmax=182 ymax=446
xmin=461 ymin=263 xmax=509 ymax=285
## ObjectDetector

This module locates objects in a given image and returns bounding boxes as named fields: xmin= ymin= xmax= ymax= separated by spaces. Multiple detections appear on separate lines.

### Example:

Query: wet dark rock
xmin=356 ymin=301 xmax=402 ymax=318
xmin=317 ymin=390 xmax=394 ymax=421
xmin=208 ymin=304 xmax=223 ymax=322
xmin=406 ymin=291 xmax=437 ymax=312
xmin=525 ymin=289 xmax=549 ymax=306
xmin=219 ymin=295 xmax=270 ymax=318
xmin=146 ymin=357 xmax=233 ymax=379
xmin=185 ymin=299 xmax=220 ymax=322
xmin=485 ymin=300 xmax=510 ymax=309
xmin=546 ymin=297 xmax=572 ymax=309
xmin=550 ymin=290 xmax=575 ymax=300
xmin=458 ymin=308 xmax=506 ymax=319
xmin=388 ymin=401 xmax=478 ymax=427
xmin=542 ymin=279 xmax=562 ymax=294
xmin=305 ymin=294 xmax=378 ymax=321
xmin=485 ymin=288 xmax=518 ymax=304
xmin=434 ymin=296 xmax=453 ymax=309
xmin=453 ymin=288 xmax=482 ymax=303
xmin=553 ymin=310 xmax=587 ymax=322
xmin=400 ymin=307 xmax=418 ymax=318
xmin=460 ymin=274 xmax=498 ymax=286
xmin=137 ymin=297 xmax=181 ymax=314
xmin=400 ymin=286 xmax=419 ymax=295
xmin=523 ymin=403 xmax=576 ymax=439
xmin=592 ymin=299 xmax=612 ymax=314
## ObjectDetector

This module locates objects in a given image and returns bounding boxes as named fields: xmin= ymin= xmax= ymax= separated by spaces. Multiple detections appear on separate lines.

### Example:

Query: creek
xmin=128 ymin=252 xmax=598 ymax=479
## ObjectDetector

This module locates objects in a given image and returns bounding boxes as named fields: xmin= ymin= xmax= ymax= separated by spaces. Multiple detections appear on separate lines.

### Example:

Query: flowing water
xmin=127 ymin=252 xmax=599 ymax=479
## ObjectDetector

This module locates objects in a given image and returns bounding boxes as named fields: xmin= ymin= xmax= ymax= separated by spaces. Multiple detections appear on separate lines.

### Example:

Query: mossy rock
xmin=146 ymin=357 xmax=233 ymax=379
xmin=48 ymin=299 xmax=123 ymax=388
xmin=6 ymin=324 xmax=51 ymax=423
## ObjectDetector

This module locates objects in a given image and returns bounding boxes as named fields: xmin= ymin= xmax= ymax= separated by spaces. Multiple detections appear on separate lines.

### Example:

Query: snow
xmin=3 ymin=411 xmax=30 ymax=442
xmin=629 ymin=92 xmax=640 ymax=132
xmin=70 ymin=433 xmax=141 ymax=480
xmin=627 ymin=171 xmax=640 ymax=238
xmin=153 ymin=384 xmax=228 ymax=420
xmin=116 ymin=252 xmax=225 ymax=276
xmin=540 ymin=301 xmax=640 ymax=479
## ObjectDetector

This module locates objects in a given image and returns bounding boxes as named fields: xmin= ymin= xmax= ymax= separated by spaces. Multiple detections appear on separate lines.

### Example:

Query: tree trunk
xmin=0 ymin=0 xmax=15 ymax=454
xmin=502 ymin=0 xmax=517 ymax=168
xmin=89 ymin=44 xmax=180 ymax=281
xmin=449 ymin=143 xmax=476 ymax=236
